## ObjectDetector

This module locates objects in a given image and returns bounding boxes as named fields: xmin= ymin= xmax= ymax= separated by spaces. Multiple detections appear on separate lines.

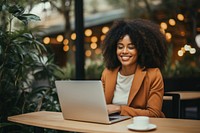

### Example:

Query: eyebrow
xmin=117 ymin=42 xmax=134 ymax=45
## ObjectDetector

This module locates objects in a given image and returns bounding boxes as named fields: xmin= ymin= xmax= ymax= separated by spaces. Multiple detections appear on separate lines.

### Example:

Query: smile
xmin=121 ymin=56 xmax=131 ymax=61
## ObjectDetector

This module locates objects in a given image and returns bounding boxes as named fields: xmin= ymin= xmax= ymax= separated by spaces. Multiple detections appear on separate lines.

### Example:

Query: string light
xmin=56 ymin=35 xmax=64 ymax=42
xmin=178 ymin=50 xmax=184 ymax=56
xmin=180 ymin=31 xmax=185 ymax=36
xmin=63 ymin=45 xmax=69 ymax=52
xmin=63 ymin=39 xmax=69 ymax=45
xmin=177 ymin=44 xmax=196 ymax=56
xmin=85 ymin=29 xmax=92 ymax=37
xmin=91 ymin=36 xmax=98 ymax=43
xmin=165 ymin=32 xmax=172 ymax=40
xmin=90 ymin=42 xmax=97 ymax=49
xmin=85 ymin=50 xmax=92 ymax=57
xmin=195 ymin=34 xmax=200 ymax=48
xmin=177 ymin=14 xmax=184 ymax=21
xmin=190 ymin=48 xmax=196 ymax=54
xmin=71 ymin=33 xmax=76 ymax=40
xmin=169 ymin=19 xmax=176 ymax=26
xmin=102 ymin=26 xmax=109 ymax=34
xmin=160 ymin=22 xmax=167 ymax=30
xmin=184 ymin=44 xmax=191 ymax=51
xmin=95 ymin=48 xmax=102 ymax=55
xmin=100 ymin=35 xmax=105 ymax=41
xmin=43 ymin=37 xmax=50 ymax=45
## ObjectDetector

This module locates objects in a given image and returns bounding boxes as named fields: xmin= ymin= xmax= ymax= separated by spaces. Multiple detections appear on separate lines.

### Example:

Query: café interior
xmin=1 ymin=0 xmax=200 ymax=132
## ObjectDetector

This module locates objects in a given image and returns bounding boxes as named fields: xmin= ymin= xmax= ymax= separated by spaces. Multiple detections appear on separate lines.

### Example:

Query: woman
xmin=101 ymin=19 xmax=168 ymax=117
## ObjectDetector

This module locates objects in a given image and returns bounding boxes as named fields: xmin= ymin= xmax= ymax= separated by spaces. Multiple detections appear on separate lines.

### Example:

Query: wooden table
xmin=165 ymin=91 xmax=200 ymax=119
xmin=8 ymin=111 xmax=200 ymax=133
xmin=166 ymin=91 xmax=200 ymax=100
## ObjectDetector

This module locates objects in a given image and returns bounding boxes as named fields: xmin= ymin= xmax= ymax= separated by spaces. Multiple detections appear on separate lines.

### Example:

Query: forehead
xmin=118 ymin=35 xmax=132 ymax=43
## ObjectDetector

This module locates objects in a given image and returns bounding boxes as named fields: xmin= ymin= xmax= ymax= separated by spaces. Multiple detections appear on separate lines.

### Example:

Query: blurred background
xmin=29 ymin=0 xmax=200 ymax=90
xmin=32 ymin=0 xmax=200 ymax=78
xmin=2 ymin=0 xmax=200 ymax=79
xmin=0 ymin=0 xmax=200 ymax=132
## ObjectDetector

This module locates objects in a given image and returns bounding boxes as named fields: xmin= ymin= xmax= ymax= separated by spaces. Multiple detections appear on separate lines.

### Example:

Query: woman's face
xmin=116 ymin=35 xmax=138 ymax=67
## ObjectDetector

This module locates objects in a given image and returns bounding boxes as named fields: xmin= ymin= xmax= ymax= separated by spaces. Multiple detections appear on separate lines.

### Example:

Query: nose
xmin=122 ymin=47 xmax=128 ymax=53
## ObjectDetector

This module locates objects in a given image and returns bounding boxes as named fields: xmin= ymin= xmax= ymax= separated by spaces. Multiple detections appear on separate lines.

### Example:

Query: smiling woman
xmin=101 ymin=19 xmax=168 ymax=117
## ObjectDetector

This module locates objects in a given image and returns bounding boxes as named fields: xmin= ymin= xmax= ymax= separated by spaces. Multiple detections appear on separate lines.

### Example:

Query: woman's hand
xmin=107 ymin=104 xmax=121 ymax=114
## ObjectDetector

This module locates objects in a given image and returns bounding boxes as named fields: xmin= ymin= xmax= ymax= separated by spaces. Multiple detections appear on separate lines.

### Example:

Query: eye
xmin=117 ymin=44 xmax=124 ymax=49
xmin=128 ymin=44 xmax=135 ymax=49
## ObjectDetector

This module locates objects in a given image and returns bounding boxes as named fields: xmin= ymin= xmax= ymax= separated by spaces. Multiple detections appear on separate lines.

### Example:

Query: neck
xmin=120 ymin=64 xmax=137 ymax=76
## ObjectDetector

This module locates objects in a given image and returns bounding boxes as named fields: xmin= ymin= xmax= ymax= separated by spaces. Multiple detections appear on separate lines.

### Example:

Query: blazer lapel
xmin=127 ymin=66 xmax=146 ymax=105
xmin=105 ymin=67 xmax=120 ymax=104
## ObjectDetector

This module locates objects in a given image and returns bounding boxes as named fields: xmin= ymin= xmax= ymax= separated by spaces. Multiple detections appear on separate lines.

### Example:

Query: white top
xmin=112 ymin=72 xmax=134 ymax=105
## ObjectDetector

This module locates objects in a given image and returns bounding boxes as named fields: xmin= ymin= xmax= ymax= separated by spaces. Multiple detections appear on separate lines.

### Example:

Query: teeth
xmin=122 ymin=56 xmax=130 ymax=60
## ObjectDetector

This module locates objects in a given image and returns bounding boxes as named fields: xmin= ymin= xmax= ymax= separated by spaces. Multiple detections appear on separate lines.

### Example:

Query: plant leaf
xmin=17 ymin=14 xmax=40 ymax=25
xmin=21 ymin=33 xmax=33 ymax=39
xmin=8 ymin=5 xmax=24 ymax=17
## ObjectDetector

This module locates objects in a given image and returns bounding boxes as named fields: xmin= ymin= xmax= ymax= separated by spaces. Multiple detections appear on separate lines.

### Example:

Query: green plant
xmin=0 ymin=1 xmax=63 ymax=132
xmin=85 ymin=58 xmax=104 ymax=79
xmin=54 ymin=63 xmax=75 ymax=80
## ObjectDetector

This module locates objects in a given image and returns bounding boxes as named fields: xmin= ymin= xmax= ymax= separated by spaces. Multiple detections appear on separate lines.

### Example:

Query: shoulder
xmin=101 ymin=67 xmax=119 ymax=81
xmin=146 ymin=68 xmax=162 ymax=75
xmin=145 ymin=68 xmax=163 ymax=82
xmin=102 ymin=67 xmax=119 ymax=75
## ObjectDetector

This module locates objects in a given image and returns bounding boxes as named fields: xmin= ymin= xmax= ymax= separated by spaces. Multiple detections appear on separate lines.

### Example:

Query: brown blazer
xmin=101 ymin=65 xmax=165 ymax=118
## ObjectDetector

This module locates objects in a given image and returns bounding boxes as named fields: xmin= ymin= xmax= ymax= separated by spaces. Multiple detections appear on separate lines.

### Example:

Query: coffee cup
xmin=133 ymin=116 xmax=149 ymax=129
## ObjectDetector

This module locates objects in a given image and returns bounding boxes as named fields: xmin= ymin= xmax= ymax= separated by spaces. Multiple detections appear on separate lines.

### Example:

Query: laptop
xmin=55 ymin=80 xmax=131 ymax=124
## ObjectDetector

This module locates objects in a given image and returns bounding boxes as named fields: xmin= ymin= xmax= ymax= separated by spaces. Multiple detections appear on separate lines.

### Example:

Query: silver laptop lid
xmin=55 ymin=80 xmax=111 ymax=124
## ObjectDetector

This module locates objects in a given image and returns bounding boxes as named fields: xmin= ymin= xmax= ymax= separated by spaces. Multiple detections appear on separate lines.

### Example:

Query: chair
xmin=162 ymin=93 xmax=180 ymax=118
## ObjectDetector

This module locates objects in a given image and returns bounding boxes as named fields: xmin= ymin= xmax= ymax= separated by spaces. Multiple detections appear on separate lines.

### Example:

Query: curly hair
xmin=101 ymin=19 xmax=168 ymax=70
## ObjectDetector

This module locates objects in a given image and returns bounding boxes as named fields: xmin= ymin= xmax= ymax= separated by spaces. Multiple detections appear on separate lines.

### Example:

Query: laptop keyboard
xmin=109 ymin=117 xmax=118 ymax=121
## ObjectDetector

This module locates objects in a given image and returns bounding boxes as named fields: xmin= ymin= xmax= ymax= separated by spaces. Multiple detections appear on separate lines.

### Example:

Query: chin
xmin=121 ymin=62 xmax=131 ymax=66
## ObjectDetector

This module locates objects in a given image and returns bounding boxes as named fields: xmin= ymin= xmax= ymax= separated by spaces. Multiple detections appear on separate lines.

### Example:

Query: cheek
xmin=116 ymin=49 xmax=120 ymax=55
xmin=116 ymin=50 xmax=121 ymax=60
xmin=131 ymin=50 xmax=138 ymax=60
xmin=132 ymin=49 xmax=138 ymax=55
xmin=134 ymin=51 xmax=138 ymax=57
xmin=134 ymin=53 xmax=138 ymax=61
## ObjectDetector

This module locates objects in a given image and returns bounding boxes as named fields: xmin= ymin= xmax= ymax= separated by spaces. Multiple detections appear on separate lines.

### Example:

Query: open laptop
xmin=55 ymin=80 xmax=131 ymax=124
